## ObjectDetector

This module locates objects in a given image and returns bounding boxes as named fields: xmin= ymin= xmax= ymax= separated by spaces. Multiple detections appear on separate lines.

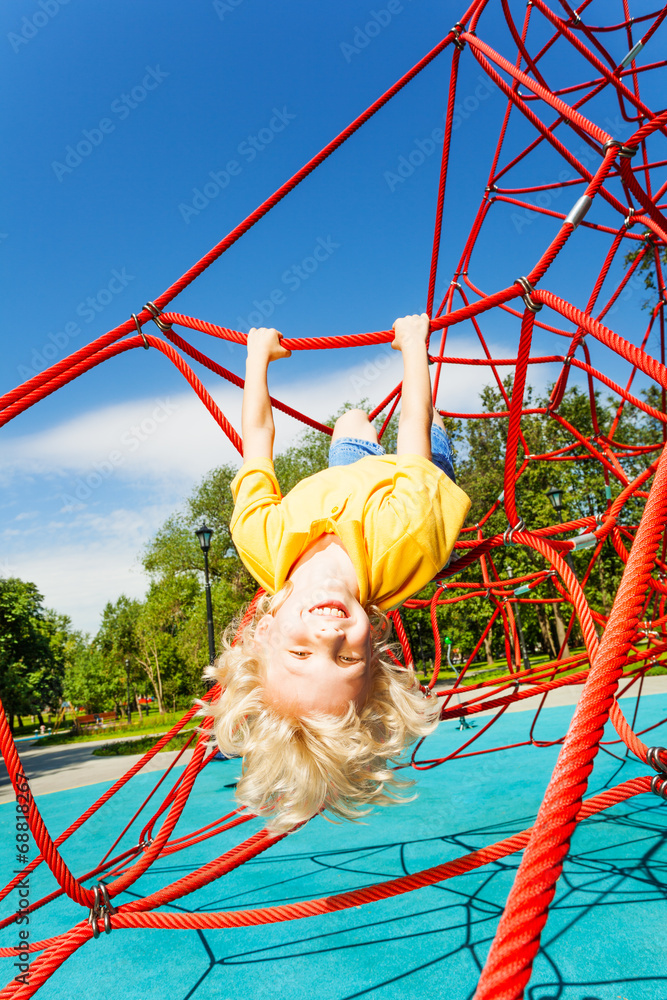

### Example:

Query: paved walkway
xmin=0 ymin=732 xmax=197 ymax=804
xmin=1 ymin=677 xmax=665 ymax=804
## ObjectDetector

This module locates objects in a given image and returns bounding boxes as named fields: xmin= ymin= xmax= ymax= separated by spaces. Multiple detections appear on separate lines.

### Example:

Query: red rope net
xmin=3 ymin=3 xmax=667 ymax=997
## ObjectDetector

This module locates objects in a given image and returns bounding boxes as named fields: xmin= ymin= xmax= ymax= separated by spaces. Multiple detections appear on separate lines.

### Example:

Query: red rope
xmin=3 ymin=3 xmax=667 ymax=997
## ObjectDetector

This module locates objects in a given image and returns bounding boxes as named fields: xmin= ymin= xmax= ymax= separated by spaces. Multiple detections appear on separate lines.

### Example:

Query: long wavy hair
xmin=201 ymin=587 xmax=440 ymax=833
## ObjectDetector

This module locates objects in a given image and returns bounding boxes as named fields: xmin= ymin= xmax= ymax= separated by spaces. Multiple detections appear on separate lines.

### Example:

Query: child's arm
xmin=242 ymin=327 xmax=291 ymax=461
xmin=392 ymin=313 xmax=433 ymax=459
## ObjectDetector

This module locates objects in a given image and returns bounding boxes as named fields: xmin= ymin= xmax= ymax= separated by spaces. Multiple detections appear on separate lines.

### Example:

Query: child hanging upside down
xmin=206 ymin=314 xmax=471 ymax=832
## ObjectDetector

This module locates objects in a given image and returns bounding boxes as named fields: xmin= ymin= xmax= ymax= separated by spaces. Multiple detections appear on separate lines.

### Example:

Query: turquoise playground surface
xmin=2 ymin=691 xmax=666 ymax=1000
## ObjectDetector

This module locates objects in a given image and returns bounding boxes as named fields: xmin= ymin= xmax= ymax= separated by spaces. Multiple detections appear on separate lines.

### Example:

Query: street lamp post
xmin=124 ymin=658 xmax=132 ymax=725
xmin=195 ymin=524 xmax=216 ymax=675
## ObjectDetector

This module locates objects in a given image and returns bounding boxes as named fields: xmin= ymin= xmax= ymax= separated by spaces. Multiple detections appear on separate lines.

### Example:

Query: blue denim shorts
xmin=329 ymin=423 xmax=456 ymax=483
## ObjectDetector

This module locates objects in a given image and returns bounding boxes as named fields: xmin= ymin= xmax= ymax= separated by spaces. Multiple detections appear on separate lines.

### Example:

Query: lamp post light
xmin=124 ymin=658 xmax=132 ymax=725
xmin=195 ymin=524 xmax=216 ymax=674
xmin=546 ymin=485 xmax=564 ymax=515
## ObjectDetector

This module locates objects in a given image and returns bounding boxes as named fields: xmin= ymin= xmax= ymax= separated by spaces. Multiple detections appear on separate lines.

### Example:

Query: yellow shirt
xmin=230 ymin=455 xmax=471 ymax=611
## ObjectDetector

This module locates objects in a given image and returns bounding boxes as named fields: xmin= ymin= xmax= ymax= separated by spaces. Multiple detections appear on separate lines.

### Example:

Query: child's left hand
xmin=246 ymin=327 xmax=292 ymax=363
xmin=391 ymin=313 xmax=430 ymax=352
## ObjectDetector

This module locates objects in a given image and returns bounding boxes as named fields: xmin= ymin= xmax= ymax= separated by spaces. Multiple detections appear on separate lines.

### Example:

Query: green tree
xmin=0 ymin=578 xmax=67 ymax=730
xmin=624 ymin=237 xmax=667 ymax=311
xmin=134 ymin=577 xmax=201 ymax=713
xmin=96 ymin=595 xmax=142 ymax=715
xmin=431 ymin=375 xmax=664 ymax=669
xmin=63 ymin=633 xmax=116 ymax=714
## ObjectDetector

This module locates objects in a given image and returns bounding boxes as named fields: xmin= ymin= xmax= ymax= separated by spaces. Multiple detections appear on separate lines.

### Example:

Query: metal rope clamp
xmin=451 ymin=22 xmax=465 ymax=49
xmin=87 ymin=883 xmax=116 ymax=938
xmin=515 ymin=276 xmax=542 ymax=313
xmin=132 ymin=313 xmax=150 ymax=350
xmin=144 ymin=300 xmax=173 ymax=333
xmin=647 ymin=746 xmax=667 ymax=801
xmin=503 ymin=518 xmax=525 ymax=545
xmin=602 ymin=139 xmax=638 ymax=159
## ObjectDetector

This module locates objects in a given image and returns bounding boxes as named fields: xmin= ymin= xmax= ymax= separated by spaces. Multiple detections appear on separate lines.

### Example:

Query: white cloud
xmin=3 ymin=541 xmax=151 ymax=636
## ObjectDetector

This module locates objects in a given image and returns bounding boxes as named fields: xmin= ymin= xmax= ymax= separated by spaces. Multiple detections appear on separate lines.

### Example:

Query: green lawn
xmin=17 ymin=709 xmax=201 ymax=748
xmin=91 ymin=730 xmax=198 ymax=757
xmin=416 ymin=643 xmax=667 ymax=686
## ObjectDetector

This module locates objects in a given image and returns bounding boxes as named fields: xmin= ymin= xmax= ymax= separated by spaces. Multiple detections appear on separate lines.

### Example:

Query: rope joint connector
xmin=647 ymin=746 xmax=667 ymax=774
xmin=451 ymin=23 xmax=465 ymax=50
xmin=88 ymin=883 xmax=116 ymax=939
xmin=144 ymin=301 xmax=173 ymax=333
xmin=569 ymin=531 xmax=597 ymax=551
xmin=602 ymin=139 xmax=638 ymax=159
xmin=503 ymin=518 xmax=525 ymax=545
xmin=515 ymin=276 xmax=543 ymax=313
xmin=565 ymin=194 xmax=592 ymax=229
xmin=132 ymin=314 xmax=149 ymax=350
xmin=651 ymin=774 xmax=667 ymax=801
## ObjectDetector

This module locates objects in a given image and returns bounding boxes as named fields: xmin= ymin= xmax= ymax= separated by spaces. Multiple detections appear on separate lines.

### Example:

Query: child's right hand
xmin=391 ymin=313 xmax=430 ymax=351
xmin=246 ymin=327 xmax=292 ymax=363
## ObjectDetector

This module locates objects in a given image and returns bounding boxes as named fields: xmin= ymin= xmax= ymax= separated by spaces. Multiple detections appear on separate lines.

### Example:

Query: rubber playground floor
xmin=1 ymin=691 xmax=666 ymax=1000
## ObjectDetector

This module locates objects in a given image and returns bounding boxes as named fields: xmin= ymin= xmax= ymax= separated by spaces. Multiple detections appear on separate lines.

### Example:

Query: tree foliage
xmin=0 ymin=578 xmax=69 ymax=728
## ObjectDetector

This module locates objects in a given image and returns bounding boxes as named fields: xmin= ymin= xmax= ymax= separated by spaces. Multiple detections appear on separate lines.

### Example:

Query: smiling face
xmin=255 ymin=585 xmax=373 ymax=716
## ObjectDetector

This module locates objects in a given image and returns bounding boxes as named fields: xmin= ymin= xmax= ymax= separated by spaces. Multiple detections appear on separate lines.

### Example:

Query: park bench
xmin=73 ymin=714 xmax=98 ymax=733
xmin=73 ymin=712 xmax=119 ymax=733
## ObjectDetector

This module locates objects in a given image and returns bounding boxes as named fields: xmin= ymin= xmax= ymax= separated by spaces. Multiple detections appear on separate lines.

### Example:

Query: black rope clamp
xmin=451 ymin=22 xmax=465 ymax=49
xmin=144 ymin=300 xmax=172 ymax=333
xmin=87 ymin=883 xmax=116 ymax=938
xmin=132 ymin=313 xmax=150 ymax=350
xmin=602 ymin=139 xmax=638 ymax=159
xmin=503 ymin=518 xmax=525 ymax=545
xmin=515 ymin=276 xmax=543 ymax=313
xmin=647 ymin=746 xmax=667 ymax=774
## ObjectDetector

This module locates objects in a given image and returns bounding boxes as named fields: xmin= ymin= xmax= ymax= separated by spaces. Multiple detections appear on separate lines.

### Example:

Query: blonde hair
xmin=202 ymin=588 xmax=439 ymax=833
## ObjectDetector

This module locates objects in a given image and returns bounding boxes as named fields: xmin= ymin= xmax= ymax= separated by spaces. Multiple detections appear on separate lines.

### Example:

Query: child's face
xmin=255 ymin=584 xmax=372 ymax=716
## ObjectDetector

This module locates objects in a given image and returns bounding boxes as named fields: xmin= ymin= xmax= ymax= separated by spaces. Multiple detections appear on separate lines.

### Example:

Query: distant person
xmin=205 ymin=314 xmax=470 ymax=832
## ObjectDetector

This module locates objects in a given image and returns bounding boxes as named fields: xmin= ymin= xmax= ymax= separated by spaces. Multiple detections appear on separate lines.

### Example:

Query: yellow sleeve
xmin=229 ymin=459 xmax=284 ymax=593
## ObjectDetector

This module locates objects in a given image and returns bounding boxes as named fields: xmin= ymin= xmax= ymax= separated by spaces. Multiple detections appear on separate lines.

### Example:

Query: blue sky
xmin=2 ymin=0 xmax=666 ymax=633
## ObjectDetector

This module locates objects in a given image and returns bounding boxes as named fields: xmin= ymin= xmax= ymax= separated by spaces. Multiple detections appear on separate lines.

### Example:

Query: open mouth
xmin=308 ymin=601 xmax=349 ymax=619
